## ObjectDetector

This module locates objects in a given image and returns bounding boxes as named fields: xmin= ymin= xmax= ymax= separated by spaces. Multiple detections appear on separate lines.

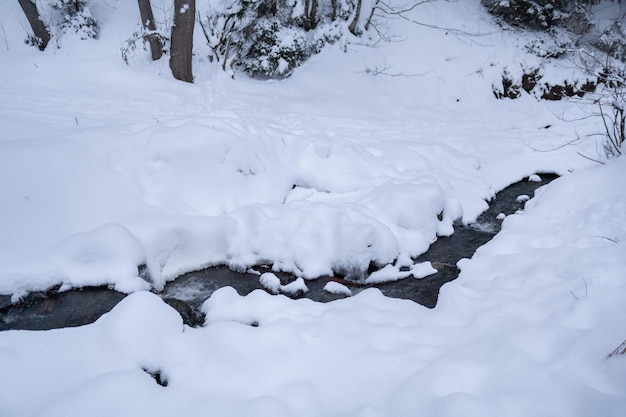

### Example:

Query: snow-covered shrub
xmin=481 ymin=0 xmax=597 ymax=33
xmin=593 ymin=65 xmax=626 ymax=157
xmin=494 ymin=69 xmax=522 ymax=99
xmin=484 ymin=0 xmax=626 ymax=65
xmin=121 ymin=29 xmax=168 ymax=64
xmin=242 ymin=20 xmax=311 ymax=77
xmin=482 ymin=0 xmax=601 ymax=59
xmin=485 ymin=1 xmax=626 ymax=104
xmin=523 ymin=28 xmax=576 ymax=58
xmin=198 ymin=0 xmax=355 ymax=78
xmin=493 ymin=65 xmax=596 ymax=100
xmin=593 ymin=20 xmax=626 ymax=62
xmin=49 ymin=0 xmax=98 ymax=40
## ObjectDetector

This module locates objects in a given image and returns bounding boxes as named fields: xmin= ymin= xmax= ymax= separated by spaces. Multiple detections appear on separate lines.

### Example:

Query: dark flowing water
xmin=0 ymin=174 xmax=557 ymax=330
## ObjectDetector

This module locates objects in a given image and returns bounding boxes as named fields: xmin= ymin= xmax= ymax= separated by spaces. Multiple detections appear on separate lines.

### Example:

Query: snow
xmin=410 ymin=261 xmax=438 ymax=279
xmin=260 ymin=272 xmax=281 ymax=294
xmin=280 ymin=277 xmax=308 ymax=295
xmin=261 ymin=273 xmax=309 ymax=295
xmin=363 ymin=260 xmax=438 ymax=284
xmin=323 ymin=281 xmax=352 ymax=296
xmin=1 ymin=0 xmax=626 ymax=415
xmin=0 ymin=0 xmax=601 ymax=293
xmin=365 ymin=264 xmax=412 ymax=284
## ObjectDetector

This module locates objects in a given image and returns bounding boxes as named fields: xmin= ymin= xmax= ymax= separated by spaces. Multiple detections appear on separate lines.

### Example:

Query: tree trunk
xmin=17 ymin=0 xmax=50 ymax=51
xmin=364 ymin=0 xmax=380 ymax=32
xmin=303 ymin=0 xmax=311 ymax=29
xmin=169 ymin=0 xmax=195 ymax=83
xmin=348 ymin=0 xmax=362 ymax=36
xmin=137 ymin=0 xmax=163 ymax=60
xmin=309 ymin=0 xmax=318 ymax=30
xmin=303 ymin=0 xmax=318 ymax=30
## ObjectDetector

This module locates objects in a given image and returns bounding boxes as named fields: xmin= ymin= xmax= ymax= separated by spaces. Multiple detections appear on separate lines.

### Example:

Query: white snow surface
xmin=260 ymin=272 xmax=309 ymax=295
xmin=410 ymin=261 xmax=438 ymax=279
xmin=0 ymin=0 xmax=602 ymax=293
xmin=1 ymin=0 xmax=626 ymax=415
xmin=323 ymin=280 xmax=352 ymax=296
xmin=260 ymin=272 xmax=282 ymax=294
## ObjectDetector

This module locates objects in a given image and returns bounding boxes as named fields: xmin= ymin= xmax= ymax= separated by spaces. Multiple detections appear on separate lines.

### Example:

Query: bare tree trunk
xmin=17 ymin=0 xmax=50 ymax=51
xmin=309 ymin=0 xmax=318 ymax=29
xmin=169 ymin=0 xmax=195 ymax=83
xmin=137 ymin=0 xmax=163 ymax=60
xmin=348 ymin=0 xmax=362 ymax=35
xmin=303 ymin=0 xmax=318 ymax=30
xmin=303 ymin=0 xmax=311 ymax=29
xmin=364 ymin=0 xmax=380 ymax=31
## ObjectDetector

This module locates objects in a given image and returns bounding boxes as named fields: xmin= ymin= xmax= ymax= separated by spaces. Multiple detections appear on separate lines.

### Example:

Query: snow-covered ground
xmin=1 ymin=1 xmax=625 ymax=416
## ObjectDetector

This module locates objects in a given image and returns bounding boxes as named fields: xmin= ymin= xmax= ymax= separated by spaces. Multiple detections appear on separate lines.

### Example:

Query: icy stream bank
xmin=0 ymin=175 xmax=556 ymax=330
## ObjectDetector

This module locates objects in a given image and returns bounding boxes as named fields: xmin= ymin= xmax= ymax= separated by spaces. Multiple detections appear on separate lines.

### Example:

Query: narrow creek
xmin=0 ymin=174 xmax=557 ymax=330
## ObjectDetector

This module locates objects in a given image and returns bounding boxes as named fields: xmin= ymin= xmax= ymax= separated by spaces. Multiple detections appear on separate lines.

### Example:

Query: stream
xmin=0 ymin=174 xmax=557 ymax=330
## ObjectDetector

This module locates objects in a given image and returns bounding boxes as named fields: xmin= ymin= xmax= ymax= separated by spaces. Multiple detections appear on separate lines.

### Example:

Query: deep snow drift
xmin=1 ymin=0 xmax=626 ymax=416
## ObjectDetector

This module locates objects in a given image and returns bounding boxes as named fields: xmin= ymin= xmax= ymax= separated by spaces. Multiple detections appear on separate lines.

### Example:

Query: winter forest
xmin=1 ymin=1 xmax=626 ymax=416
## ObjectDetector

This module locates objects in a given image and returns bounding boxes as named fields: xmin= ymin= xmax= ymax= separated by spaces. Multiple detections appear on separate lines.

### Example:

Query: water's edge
xmin=0 ymin=174 xmax=557 ymax=330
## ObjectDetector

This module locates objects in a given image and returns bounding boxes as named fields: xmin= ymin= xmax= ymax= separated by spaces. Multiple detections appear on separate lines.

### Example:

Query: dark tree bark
xmin=17 ymin=0 xmax=51 ymax=51
xmin=137 ymin=0 xmax=163 ymax=60
xmin=348 ymin=0 xmax=362 ymax=35
xmin=303 ymin=0 xmax=318 ymax=30
xmin=169 ymin=0 xmax=195 ymax=83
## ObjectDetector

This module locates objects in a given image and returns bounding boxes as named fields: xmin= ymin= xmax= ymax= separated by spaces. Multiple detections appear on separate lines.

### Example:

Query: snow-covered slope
xmin=0 ymin=0 xmax=601 ymax=293
xmin=1 ymin=1 xmax=625 ymax=415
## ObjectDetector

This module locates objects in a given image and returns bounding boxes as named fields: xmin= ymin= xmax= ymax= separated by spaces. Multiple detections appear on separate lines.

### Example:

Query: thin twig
xmin=596 ymin=235 xmax=619 ymax=243
xmin=359 ymin=60 xmax=431 ymax=77
xmin=0 ymin=24 xmax=8 ymax=50
xmin=576 ymin=151 xmax=606 ymax=164
xmin=524 ymin=135 xmax=585 ymax=152
xmin=608 ymin=339 xmax=626 ymax=358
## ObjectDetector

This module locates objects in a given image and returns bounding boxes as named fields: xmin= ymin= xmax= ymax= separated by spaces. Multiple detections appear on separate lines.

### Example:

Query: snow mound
xmin=323 ymin=281 xmax=352 ymax=296
xmin=365 ymin=264 xmax=412 ymax=284
xmin=0 ymin=224 xmax=150 ymax=297
xmin=260 ymin=273 xmax=308 ymax=296
xmin=410 ymin=261 xmax=438 ymax=279
xmin=260 ymin=272 xmax=281 ymax=294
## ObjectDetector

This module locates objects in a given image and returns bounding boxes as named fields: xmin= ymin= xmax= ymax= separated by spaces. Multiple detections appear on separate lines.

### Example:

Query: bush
xmin=121 ymin=29 xmax=168 ymax=65
xmin=199 ymin=0 xmax=354 ymax=78
xmin=483 ymin=0 xmax=625 ymax=158
xmin=242 ymin=20 xmax=312 ymax=77
xmin=49 ymin=0 xmax=98 ymax=40
xmin=480 ymin=0 xmax=597 ymax=33
xmin=594 ymin=65 xmax=626 ymax=157
xmin=593 ymin=20 xmax=626 ymax=62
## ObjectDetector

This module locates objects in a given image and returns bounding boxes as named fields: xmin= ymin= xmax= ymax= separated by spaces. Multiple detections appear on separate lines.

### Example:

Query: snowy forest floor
xmin=1 ymin=1 xmax=626 ymax=416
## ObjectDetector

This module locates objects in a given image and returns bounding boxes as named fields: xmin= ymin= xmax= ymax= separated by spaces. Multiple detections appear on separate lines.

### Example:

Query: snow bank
xmin=0 ymin=223 xmax=150 ymax=300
